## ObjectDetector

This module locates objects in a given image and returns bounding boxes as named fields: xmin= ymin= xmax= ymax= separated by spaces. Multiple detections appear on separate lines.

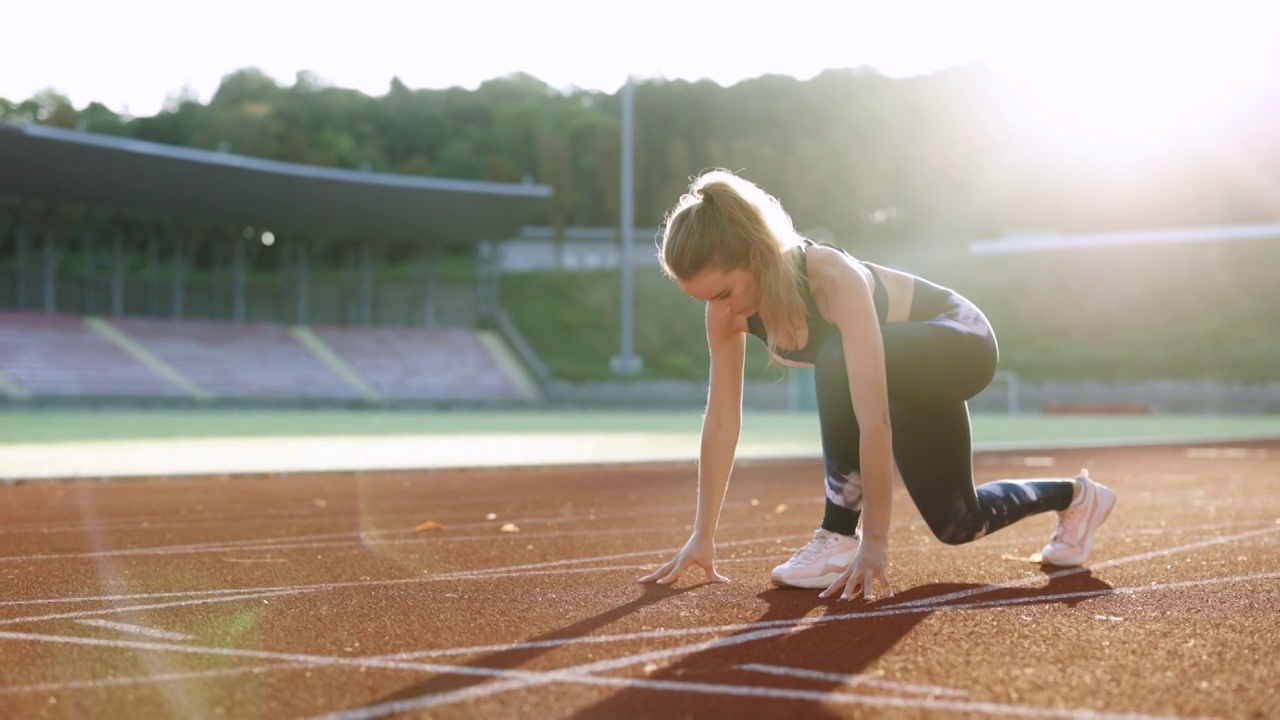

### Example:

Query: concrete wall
xmin=545 ymin=376 xmax=1280 ymax=414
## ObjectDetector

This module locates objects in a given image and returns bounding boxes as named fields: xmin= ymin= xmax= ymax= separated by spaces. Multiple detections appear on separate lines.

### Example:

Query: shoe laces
xmin=792 ymin=530 xmax=840 ymax=563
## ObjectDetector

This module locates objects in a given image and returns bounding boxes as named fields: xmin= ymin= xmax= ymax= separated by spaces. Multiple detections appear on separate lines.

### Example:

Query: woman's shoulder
xmin=803 ymin=242 xmax=866 ymax=287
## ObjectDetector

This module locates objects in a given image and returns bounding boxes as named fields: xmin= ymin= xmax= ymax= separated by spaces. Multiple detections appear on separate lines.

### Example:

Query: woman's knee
xmin=929 ymin=521 xmax=986 ymax=546
xmin=934 ymin=524 xmax=984 ymax=546
xmin=922 ymin=495 xmax=988 ymax=546
xmin=948 ymin=337 xmax=997 ymax=402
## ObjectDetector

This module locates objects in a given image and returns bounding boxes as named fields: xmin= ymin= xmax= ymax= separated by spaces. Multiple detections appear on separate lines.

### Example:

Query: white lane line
xmin=0 ymin=588 xmax=313 ymax=626
xmin=322 ymin=571 xmax=1263 ymax=720
xmin=391 ymin=568 xmax=1280 ymax=662
xmin=5 ymin=516 xmax=1272 ymax=610
xmin=0 ymin=519 xmax=787 ymax=564
xmin=1 ymin=586 xmax=312 ymax=608
xmin=319 ymin=559 xmax=1248 ymax=720
xmin=0 ymin=495 xmax=764 ymax=538
xmin=446 ymin=534 xmax=809 ymax=579
xmin=737 ymin=663 xmax=968 ymax=698
xmin=892 ymin=524 xmax=1280 ymax=610
xmin=3 ymin=571 xmax=1273 ymax=711
xmin=73 ymin=619 xmax=194 ymax=641
xmin=0 ymin=529 xmax=405 ymax=563
xmin=0 ymin=555 xmax=792 ymax=630
xmin=319 ymin=528 xmax=1280 ymax=717
xmin=0 ymin=512 xmax=320 ymax=538
xmin=0 ymin=630 xmax=496 ymax=675
xmin=0 ymin=662 xmax=313 ymax=695
xmin=0 ymin=555 xmax=763 ymax=610
xmin=0 ymin=535 xmax=809 ymax=614
xmin=2 ymin=506 xmax=1271 ymax=565
xmin=0 ymin=487 xmax=800 ymax=548
xmin=360 ymin=525 xmax=1280 ymax=662
xmin=5 ymin=523 xmax=1274 ymax=636
xmin=316 ymin=671 xmax=1193 ymax=720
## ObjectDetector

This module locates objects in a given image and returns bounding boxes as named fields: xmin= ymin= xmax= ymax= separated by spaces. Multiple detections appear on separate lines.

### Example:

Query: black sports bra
xmin=745 ymin=240 xmax=889 ymax=364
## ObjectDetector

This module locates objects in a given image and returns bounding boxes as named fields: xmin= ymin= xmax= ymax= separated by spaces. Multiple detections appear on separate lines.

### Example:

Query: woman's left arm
xmin=809 ymin=248 xmax=896 ymax=601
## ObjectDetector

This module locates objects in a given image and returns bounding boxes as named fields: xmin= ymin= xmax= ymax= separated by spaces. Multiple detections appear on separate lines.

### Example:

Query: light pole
xmin=610 ymin=76 xmax=644 ymax=375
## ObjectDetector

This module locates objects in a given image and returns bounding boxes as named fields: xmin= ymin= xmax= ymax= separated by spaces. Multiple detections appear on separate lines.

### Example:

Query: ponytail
xmin=658 ymin=169 xmax=807 ymax=357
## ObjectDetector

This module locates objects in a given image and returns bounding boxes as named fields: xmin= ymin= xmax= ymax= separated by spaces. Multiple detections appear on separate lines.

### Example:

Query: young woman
xmin=638 ymin=169 xmax=1116 ymax=600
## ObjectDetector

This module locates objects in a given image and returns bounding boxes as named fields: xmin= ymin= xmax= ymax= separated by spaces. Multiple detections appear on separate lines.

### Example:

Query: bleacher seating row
xmin=0 ymin=311 xmax=533 ymax=403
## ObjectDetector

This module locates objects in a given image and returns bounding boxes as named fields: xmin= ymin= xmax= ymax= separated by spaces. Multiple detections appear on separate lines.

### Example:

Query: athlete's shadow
xmin=364 ymin=580 xmax=711 ymax=707
xmin=573 ymin=568 xmax=1114 ymax=719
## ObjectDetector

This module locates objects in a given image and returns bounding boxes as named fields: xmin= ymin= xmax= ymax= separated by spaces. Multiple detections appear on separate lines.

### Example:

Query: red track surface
xmin=1 ymin=440 xmax=1278 ymax=719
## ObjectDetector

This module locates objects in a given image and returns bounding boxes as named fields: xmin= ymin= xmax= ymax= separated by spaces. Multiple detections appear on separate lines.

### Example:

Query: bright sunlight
xmin=980 ymin=4 xmax=1278 ymax=165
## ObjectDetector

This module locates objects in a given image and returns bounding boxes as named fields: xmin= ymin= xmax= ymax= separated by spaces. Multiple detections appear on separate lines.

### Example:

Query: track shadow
xmin=573 ymin=568 xmax=1114 ymax=719
xmin=365 ymin=580 xmax=711 ymax=705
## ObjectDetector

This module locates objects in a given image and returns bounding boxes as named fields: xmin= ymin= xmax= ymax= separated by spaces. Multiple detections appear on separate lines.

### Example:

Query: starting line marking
xmin=0 ymin=570 xmax=1274 ymax=717
xmin=1 ymin=525 xmax=1276 ymax=718
xmin=73 ymin=619 xmax=194 ymax=641
xmin=737 ymin=663 xmax=968 ymax=698
xmin=0 ymin=589 xmax=313 ymax=627
xmin=4 ymin=517 xmax=1272 ymax=612
xmin=0 ymin=568 xmax=1249 ymax=720
xmin=302 ymin=526 xmax=1280 ymax=718
xmin=0 ymin=662 xmax=312 ymax=696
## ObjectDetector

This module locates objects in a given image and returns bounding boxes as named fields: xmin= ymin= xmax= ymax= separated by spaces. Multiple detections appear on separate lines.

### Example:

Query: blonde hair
xmin=658 ymin=169 xmax=807 ymax=356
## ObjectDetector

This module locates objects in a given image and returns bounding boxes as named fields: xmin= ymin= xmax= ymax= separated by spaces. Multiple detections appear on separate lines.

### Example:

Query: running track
xmin=1 ymin=440 xmax=1277 ymax=718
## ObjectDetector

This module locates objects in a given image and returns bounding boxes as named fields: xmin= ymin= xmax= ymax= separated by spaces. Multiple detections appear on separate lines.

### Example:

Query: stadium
xmin=2 ymin=8 xmax=1279 ymax=718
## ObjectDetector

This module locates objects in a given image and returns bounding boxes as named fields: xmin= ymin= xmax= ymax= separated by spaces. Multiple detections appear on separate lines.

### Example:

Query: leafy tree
xmin=78 ymin=102 xmax=128 ymax=135
xmin=210 ymin=68 xmax=284 ymax=107
xmin=8 ymin=63 xmax=1279 ymax=260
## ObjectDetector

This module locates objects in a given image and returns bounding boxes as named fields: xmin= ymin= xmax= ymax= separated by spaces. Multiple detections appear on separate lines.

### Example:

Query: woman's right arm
xmin=692 ymin=302 xmax=747 ymax=537
xmin=639 ymin=303 xmax=746 ymax=585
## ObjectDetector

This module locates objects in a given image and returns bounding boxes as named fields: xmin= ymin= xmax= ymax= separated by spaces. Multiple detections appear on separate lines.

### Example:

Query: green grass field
xmin=2 ymin=409 xmax=1278 ymax=446
xmin=2 ymin=409 xmax=1276 ymax=479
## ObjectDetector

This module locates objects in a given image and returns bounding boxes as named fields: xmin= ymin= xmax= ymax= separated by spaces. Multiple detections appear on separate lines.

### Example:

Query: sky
xmin=5 ymin=0 xmax=1280 ymax=160
xmin=6 ymin=0 xmax=1276 ymax=112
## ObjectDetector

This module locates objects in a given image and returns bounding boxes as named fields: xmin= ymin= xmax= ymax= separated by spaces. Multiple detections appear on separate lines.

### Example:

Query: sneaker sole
xmin=1046 ymin=482 xmax=1117 ymax=566
xmin=770 ymin=555 xmax=856 ymax=589
xmin=770 ymin=570 xmax=845 ymax=589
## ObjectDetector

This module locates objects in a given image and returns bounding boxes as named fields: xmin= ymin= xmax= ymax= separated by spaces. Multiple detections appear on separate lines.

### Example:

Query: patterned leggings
xmin=816 ymin=278 xmax=1074 ymax=544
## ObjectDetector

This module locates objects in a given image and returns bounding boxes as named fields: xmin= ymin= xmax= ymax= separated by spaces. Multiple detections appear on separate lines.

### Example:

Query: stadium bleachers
xmin=0 ymin=311 xmax=185 ymax=397
xmin=111 ymin=317 xmax=360 ymax=400
xmin=313 ymin=324 xmax=520 ymax=401
xmin=0 ymin=312 xmax=527 ymax=403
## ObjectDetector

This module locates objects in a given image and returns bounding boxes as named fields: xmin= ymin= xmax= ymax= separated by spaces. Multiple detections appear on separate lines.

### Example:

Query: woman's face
xmin=677 ymin=264 xmax=761 ymax=317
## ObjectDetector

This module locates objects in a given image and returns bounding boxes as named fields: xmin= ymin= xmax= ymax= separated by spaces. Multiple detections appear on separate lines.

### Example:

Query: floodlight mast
xmin=611 ymin=75 xmax=644 ymax=375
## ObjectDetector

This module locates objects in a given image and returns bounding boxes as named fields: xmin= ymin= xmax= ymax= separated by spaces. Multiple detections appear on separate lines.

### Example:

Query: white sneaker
xmin=1037 ymin=469 xmax=1116 ymax=566
xmin=771 ymin=528 xmax=860 ymax=588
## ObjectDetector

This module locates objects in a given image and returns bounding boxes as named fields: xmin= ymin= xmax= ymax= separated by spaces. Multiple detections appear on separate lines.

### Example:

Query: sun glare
xmin=982 ymin=8 xmax=1277 ymax=166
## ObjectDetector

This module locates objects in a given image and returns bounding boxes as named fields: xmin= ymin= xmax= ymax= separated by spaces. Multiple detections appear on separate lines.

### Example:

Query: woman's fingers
xmin=818 ymin=570 xmax=850 ymax=599
xmin=842 ymin=571 xmax=869 ymax=600
xmin=704 ymin=563 xmax=730 ymax=583
xmin=640 ymin=556 xmax=728 ymax=586
xmin=819 ymin=566 xmax=894 ymax=601
xmin=656 ymin=559 xmax=690 ymax=585
xmin=876 ymin=569 xmax=895 ymax=598
xmin=638 ymin=560 xmax=675 ymax=583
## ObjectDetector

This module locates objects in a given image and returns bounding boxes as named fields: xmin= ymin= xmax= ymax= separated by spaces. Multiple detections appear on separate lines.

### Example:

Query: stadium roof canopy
xmin=0 ymin=122 xmax=552 ymax=244
xmin=968 ymin=224 xmax=1280 ymax=255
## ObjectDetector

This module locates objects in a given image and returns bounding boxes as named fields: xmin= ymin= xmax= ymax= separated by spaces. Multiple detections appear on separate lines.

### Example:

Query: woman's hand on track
xmin=819 ymin=538 xmax=893 ymax=601
xmin=638 ymin=532 xmax=729 ymax=585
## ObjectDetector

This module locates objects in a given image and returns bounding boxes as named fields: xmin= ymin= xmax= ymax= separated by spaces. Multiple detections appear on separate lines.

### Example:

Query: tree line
xmin=6 ymin=66 xmax=1279 ymax=254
